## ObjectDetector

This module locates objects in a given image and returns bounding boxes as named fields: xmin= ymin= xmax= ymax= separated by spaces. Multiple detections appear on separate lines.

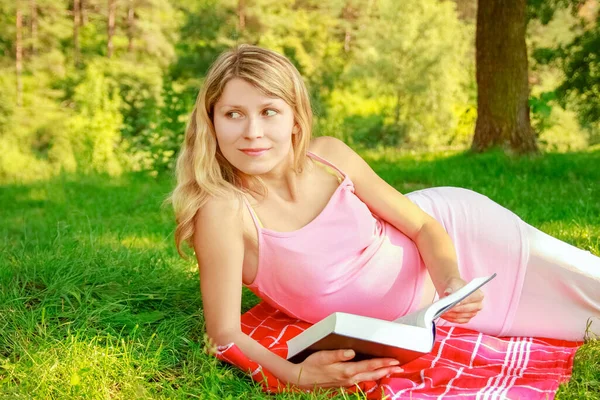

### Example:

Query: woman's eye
xmin=227 ymin=111 xmax=242 ymax=119
xmin=263 ymin=109 xmax=278 ymax=117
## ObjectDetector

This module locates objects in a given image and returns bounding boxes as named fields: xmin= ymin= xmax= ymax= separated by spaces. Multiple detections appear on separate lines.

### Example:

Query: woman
xmin=170 ymin=44 xmax=600 ymax=389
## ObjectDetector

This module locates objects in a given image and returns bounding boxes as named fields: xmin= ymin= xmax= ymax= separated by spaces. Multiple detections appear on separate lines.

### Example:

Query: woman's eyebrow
xmin=218 ymin=101 xmax=278 ymax=110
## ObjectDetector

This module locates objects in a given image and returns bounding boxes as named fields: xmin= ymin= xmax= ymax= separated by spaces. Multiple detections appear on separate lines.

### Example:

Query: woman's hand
xmin=290 ymin=349 xmax=403 ymax=389
xmin=440 ymin=277 xmax=484 ymax=324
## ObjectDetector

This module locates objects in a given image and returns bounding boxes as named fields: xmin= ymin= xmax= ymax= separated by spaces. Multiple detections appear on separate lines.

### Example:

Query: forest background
xmin=1 ymin=0 xmax=600 ymax=183
xmin=2 ymin=1 xmax=600 ymax=397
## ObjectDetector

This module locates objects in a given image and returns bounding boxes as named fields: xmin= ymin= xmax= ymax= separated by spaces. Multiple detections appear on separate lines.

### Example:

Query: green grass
xmin=1 ymin=148 xmax=599 ymax=399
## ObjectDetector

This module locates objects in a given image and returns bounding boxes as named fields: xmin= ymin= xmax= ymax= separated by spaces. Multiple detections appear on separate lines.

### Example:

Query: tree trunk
xmin=107 ymin=0 xmax=116 ymax=58
xmin=472 ymin=0 xmax=537 ymax=153
xmin=74 ymin=0 xmax=81 ymax=65
xmin=16 ymin=6 xmax=23 ymax=107
xmin=81 ymin=0 xmax=87 ymax=26
xmin=341 ymin=2 xmax=355 ymax=53
xmin=344 ymin=27 xmax=351 ymax=52
xmin=127 ymin=0 xmax=134 ymax=52
xmin=30 ymin=0 xmax=37 ymax=56
xmin=237 ymin=0 xmax=246 ymax=31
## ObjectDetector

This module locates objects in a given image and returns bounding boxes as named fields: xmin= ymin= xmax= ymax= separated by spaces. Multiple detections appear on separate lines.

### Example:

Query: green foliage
xmin=347 ymin=0 xmax=474 ymax=148
xmin=169 ymin=0 xmax=238 ymax=81
xmin=0 ymin=0 xmax=597 ymax=182
xmin=527 ymin=7 xmax=597 ymax=151
xmin=64 ymin=61 xmax=123 ymax=175
xmin=537 ymin=104 xmax=590 ymax=152
xmin=530 ymin=91 xmax=557 ymax=132
xmin=316 ymin=79 xmax=394 ymax=144
xmin=0 ymin=134 xmax=54 ymax=182
xmin=0 ymin=73 xmax=15 ymax=133
xmin=555 ymin=20 xmax=600 ymax=126
xmin=528 ymin=4 xmax=600 ymax=147
xmin=527 ymin=0 xmax=585 ymax=24
xmin=150 ymin=80 xmax=197 ymax=172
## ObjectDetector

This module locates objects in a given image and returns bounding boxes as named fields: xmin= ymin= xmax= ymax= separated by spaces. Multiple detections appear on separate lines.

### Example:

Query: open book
xmin=286 ymin=274 xmax=496 ymax=364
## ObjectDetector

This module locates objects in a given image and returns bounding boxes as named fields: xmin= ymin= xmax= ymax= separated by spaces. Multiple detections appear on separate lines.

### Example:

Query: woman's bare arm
xmin=194 ymin=194 xmax=403 ymax=387
xmin=312 ymin=137 xmax=483 ymax=321
xmin=193 ymin=195 xmax=299 ymax=383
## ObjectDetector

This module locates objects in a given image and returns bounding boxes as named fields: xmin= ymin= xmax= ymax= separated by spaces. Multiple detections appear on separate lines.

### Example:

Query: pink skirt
xmin=407 ymin=187 xmax=600 ymax=340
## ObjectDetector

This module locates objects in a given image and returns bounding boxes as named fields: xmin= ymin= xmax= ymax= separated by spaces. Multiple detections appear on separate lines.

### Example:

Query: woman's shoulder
xmin=309 ymin=136 xmax=352 ymax=163
xmin=196 ymin=191 xmax=245 ymax=229
xmin=309 ymin=136 xmax=362 ymax=175
xmin=309 ymin=135 xmax=345 ymax=155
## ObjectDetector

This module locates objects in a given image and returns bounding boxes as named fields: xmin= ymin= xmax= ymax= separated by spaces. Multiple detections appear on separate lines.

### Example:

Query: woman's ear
xmin=292 ymin=124 xmax=300 ymax=135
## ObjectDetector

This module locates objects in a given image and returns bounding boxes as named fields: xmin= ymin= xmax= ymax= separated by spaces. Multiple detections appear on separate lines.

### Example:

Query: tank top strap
xmin=306 ymin=151 xmax=348 ymax=180
xmin=241 ymin=195 xmax=264 ymax=229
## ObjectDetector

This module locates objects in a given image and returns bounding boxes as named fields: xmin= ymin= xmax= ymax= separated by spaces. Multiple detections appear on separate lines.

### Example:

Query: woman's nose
xmin=245 ymin=117 xmax=264 ymax=139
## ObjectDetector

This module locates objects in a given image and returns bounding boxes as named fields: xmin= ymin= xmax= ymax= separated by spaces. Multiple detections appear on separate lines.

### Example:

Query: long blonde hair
xmin=170 ymin=44 xmax=314 ymax=257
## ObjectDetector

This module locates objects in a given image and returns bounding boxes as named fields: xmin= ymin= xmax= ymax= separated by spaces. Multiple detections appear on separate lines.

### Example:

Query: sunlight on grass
xmin=95 ymin=233 xmax=170 ymax=251
xmin=2 ymin=333 xmax=152 ymax=398
xmin=25 ymin=188 xmax=49 ymax=201
xmin=538 ymin=221 xmax=600 ymax=254
xmin=120 ymin=235 xmax=169 ymax=251
xmin=13 ymin=185 xmax=68 ymax=206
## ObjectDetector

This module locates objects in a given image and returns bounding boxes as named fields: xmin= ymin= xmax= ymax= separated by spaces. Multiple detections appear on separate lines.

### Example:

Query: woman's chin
xmin=239 ymin=164 xmax=274 ymax=176
xmin=228 ymin=150 xmax=291 ymax=176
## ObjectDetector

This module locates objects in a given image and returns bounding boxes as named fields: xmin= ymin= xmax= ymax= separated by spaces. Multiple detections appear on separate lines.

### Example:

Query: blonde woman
xmin=170 ymin=44 xmax=600 ymax=389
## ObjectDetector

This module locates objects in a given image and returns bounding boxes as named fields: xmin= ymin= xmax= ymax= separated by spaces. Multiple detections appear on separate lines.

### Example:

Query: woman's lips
xmin=240 ymin=148 xmax=270 ymax=156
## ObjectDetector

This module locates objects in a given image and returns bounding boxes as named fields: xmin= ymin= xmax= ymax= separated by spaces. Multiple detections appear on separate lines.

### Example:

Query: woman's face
xmin=212 ymin=78 xmax=297 ymax=177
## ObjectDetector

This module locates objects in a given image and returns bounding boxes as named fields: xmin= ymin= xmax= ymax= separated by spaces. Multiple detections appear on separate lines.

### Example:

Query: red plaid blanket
xmin=215 ymin=302 xmax=580 ymax=399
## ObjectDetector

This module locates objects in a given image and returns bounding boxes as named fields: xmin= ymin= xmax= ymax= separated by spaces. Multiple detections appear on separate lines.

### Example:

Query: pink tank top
xmin=243 ymin=151 xmax=427 ymax=323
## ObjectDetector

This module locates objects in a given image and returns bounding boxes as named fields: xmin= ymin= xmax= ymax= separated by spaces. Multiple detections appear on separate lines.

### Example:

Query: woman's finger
xmin=448 ymin=319 xmax=471 ymax=324
xmin=468 ymin=290 xmax=485 ymax=301
xmin=443 ymin=314 xmax=477 ymax=323
xmin=447 ymin=302 xmax=482 ymax=313
xmin=346 ymin=366 xmax=404 ymax=385
xmin=444 ymin=309 xmax=480 ymax=319
xmin=308 ymin=349 xmax=356 ymax=365
xmin=450 ymin=290 xmax=484 ymax=304
xmin=342 ymin=358 xmax=400 ymax=377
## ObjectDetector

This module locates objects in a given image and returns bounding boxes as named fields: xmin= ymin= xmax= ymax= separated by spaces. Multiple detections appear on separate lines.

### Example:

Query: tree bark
xmin=30 ymin=0 xmax=37 ymax=56
xmin=107 ymin=0 xmax=116 ymax=58
xmin=237 ymin=0 xmax=246 ymax=31
xmin=472 ymin=0 xmax=538 ymax=153
xmin=16 ymin=5 xmax=23 ymax=107
xmin=341 ymin=2 xmax=357 ymax=53
xmin=81 ymin=0 xmax=87 ymax=26
xmin=74 ymin=0 xmax=81 ymax=65
xmin=127 ymin=0 xmax=134 ymax=52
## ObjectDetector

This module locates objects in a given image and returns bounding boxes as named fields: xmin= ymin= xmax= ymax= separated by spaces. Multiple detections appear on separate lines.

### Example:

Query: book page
xmin=394 ymin=308 xmax=428 ymax=328
xmin=427 ymin=274 xmax=496 ymax=321
xmin=393 ymin=274 xmax=497 ymax=327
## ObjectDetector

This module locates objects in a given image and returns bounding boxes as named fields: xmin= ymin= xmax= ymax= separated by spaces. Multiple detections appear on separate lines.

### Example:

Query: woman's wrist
xmin=421 ymin=263 xmax=460 ymax=298
xmin=280 ymin=361 xmax=302 ymax=386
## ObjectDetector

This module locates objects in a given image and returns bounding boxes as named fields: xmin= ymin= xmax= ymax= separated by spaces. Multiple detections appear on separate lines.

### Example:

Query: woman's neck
xmin=244 ymin=151 xmax=311 ymax=203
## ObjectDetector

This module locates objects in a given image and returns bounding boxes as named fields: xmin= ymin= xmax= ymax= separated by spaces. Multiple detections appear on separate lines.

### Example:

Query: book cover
xmin=286 ymin=274 xmax=496 ymax=363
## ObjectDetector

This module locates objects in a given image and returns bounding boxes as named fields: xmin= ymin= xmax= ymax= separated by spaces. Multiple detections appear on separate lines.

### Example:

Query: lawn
xmin=1 ymin=148 xmax=599 ymax=399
